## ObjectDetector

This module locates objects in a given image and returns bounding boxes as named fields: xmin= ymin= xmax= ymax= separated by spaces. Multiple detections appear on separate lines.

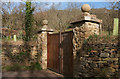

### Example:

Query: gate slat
xmin=61 ymin=32 xmax=73 ymax=77
xmin=47 ymin=33 xmax=60 ymax=73
xmin=47 ymin=31 xmax=73 ymax=76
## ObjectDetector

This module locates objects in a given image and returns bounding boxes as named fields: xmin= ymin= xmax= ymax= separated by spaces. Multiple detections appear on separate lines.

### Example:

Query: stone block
xmin=98 ymin=63 xmax=104 ymax=68
xmin=90 ymin=63 xmax=98 ymax=68
xmin=109 ymin=67 xmax=116 ymax=72
xmin=103 ymin=58 xmax=118 ymax=61
xmin=100 ymin=53 xmax=109 ymax=57
xmin=115 ymin=54 xmax=119 ymax=57
xmin=92 ymin=57 xmax=101 ymax=61
xmin=110 ymin=49 xmax=117 ymax=52
xmin=94 ymin=61 xmax=107 ymax=63
xmin=90 ymin=50 xmax=97 ymax=53
xmin=110 ymin=64 xmax=119 ymax=68
xmin=110 ymin=53 xmax=115 ymax=58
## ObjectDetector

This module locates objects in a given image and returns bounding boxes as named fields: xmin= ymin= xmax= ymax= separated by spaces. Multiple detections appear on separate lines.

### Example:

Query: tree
xmin=2 ymin=2 xmax=26 ymax=39
xmin=25 ymin=1 xmax=34 ymax=41
xmin=109 ymin=2 xmax=119 ymax=10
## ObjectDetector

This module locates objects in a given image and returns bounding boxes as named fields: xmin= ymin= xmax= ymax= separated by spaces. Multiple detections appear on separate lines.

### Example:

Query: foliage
xmin=3 ymin=62 xmax=42 ymax=71
xmin=24 ymin=1 xmax=35 ymax=41
xmin=2 ymin=2 xmax=118 ymax=33
xmin=6 ymin=51 xmax=27 ymax=63
xmin=3 ymin=64 xmax=23 ymax=71
xmin=84 ymin=33 xmax=118 ymax=44
xmin=26 ymin=62 xmax=42 ymax=71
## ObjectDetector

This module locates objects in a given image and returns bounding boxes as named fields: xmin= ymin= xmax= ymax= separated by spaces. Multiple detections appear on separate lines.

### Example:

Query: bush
xmin=26 ymin=62 xmax=42 ymax=71
xmin=3 ymin=64 xmax=24 ymax=71
xmin=3 ymin=62 xmax=42 ymax=71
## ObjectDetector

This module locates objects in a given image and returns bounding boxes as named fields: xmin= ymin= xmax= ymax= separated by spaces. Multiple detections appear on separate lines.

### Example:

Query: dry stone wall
xmin=73 ymin=31 xmax=119 ymax=77
xmin=1 ymin=40 xmax=38 ymax=67
xmin=73 ymin=22 xmax=100 ymax=58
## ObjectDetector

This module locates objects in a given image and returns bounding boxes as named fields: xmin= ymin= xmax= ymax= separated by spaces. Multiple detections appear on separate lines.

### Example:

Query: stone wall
xmin=73 ymin=30 xmax=119 ymax=77
xmin=1 ymin=40 xmax=38 ymax=67
xmin=1 ymin=20 xmax=52 ymax=70
xmin=38 ymin=31 xmax=48 ymax=69
xmin=73 ymin=22 xmax=100 ymax=58
xmin=71 ymin=4 xmax=119 ymax=77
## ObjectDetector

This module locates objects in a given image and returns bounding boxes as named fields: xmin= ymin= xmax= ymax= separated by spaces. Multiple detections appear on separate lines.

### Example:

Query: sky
xmin=3 ymin=2 xmax=113 ymax=9
xmin=1 ymin=0 xmax=120 ymax=2
xmin=53 ymin=2 xmax=112 ymax=9
xmin=1 ymin=1 xmax=119 ymax=14
xmin=1 ymin=0 xmax=119 ymax=9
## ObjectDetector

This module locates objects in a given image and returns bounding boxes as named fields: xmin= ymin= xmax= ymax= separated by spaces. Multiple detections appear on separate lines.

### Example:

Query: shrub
xmin=27 ymin=62 xmax=42 ymax=71
xmin=3 ymin=64 xmax=23 ymax=71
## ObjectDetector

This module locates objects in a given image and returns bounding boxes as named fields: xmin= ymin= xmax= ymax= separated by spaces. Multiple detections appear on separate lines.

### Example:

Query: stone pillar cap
xmin=42 ymin=19 xmax=48 ymax=30
xmin=81 ymin=4 xmax=91 ymax=12
xmin=43 ymin=20 xmax=48 ymax=25
xmin=38 ymin=20 xmax=54 ymax=33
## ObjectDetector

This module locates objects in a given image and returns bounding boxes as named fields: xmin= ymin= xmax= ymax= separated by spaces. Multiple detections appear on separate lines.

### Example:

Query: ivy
xmin=24 ymin=1 xmax=35 ymax=41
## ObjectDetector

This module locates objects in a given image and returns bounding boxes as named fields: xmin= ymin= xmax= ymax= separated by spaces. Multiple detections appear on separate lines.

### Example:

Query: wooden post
xmin=13 ymin=35 xmax=17 ymax=42
xmin=118 ymin=1 xmax=120 ymax=76
xmin=113 ymin=18 xmax=119 ymax=36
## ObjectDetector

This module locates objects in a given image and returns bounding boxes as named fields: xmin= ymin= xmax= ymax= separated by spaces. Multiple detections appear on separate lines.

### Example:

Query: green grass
xmin=28 ymin=62 xmax=42 ymax=71
xmin=3 ymin=62 xmax=42 ymax=71
xmin=3 ymin=64 xmax=22 ymax=71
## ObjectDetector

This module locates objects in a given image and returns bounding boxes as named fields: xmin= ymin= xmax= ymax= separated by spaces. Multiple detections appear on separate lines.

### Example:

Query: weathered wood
xmin=47 ymin=31 xmax=73 ymax=77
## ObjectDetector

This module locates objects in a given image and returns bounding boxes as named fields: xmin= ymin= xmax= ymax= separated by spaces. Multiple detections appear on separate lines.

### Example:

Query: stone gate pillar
xmin=38 ymin=20 xmax=53 ymax=69
xmin=71 ymin=4 xmax=102 ymax=59
xmin=70 ymin=4 xmax=103 ymax=76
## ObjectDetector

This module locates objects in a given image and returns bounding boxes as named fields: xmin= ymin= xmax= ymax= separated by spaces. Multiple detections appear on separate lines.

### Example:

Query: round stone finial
xmin=43 ymin=20 xmax=48 ymax=25
xmin=81 ymin=4 xmax=91 ymax=12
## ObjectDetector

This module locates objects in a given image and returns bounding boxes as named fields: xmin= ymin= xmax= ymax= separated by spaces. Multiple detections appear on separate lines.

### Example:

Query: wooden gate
xmin=47 ymin=31 xmax=73 ymax=77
